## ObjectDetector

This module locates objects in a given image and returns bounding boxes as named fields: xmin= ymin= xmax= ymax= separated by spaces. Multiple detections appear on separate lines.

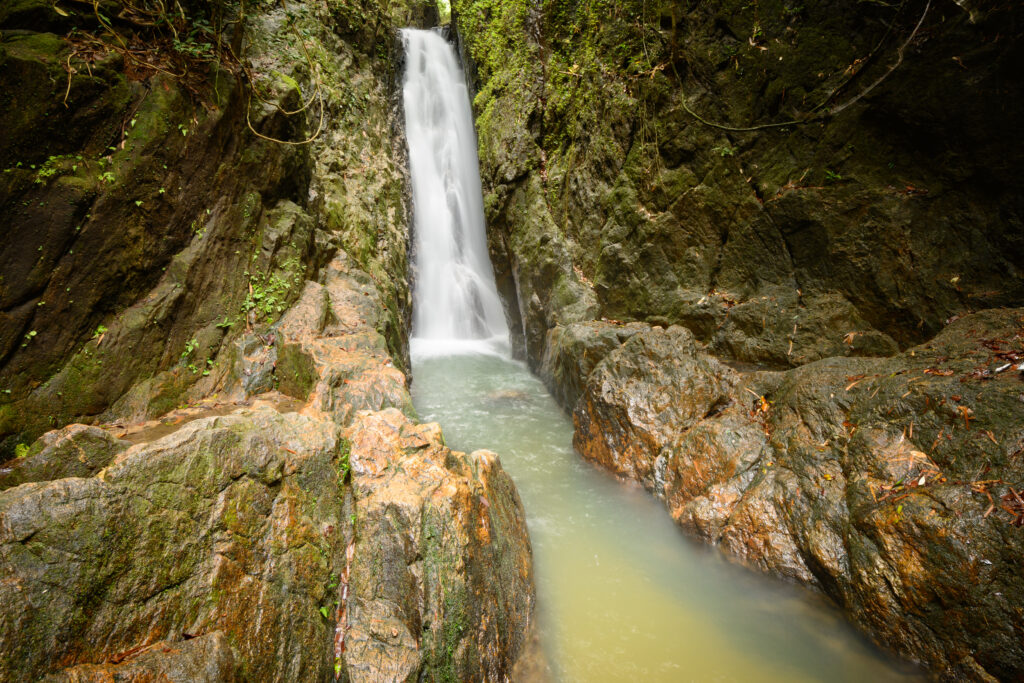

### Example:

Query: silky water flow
xmin=401 ymin=27 xmax=920 ymax=682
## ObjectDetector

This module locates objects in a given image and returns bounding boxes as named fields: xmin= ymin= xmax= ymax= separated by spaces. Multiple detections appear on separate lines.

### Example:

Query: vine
xmin=58 ymin=0 xmax=325 ymax=145
xmin=674 ymin=0 xmax=932 ymax=132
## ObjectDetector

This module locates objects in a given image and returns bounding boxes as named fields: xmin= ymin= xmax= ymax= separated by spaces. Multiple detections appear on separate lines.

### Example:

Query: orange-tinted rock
xmin=40 ymin=632 xmax=238 ymax=683
xmin=342 ymin=408 xmax=533 ymax=682
xmin=570 ymin=309 xmax=1024 ymax=679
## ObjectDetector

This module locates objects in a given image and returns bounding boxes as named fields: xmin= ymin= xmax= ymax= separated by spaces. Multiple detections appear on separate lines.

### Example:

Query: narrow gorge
xmin=1 ymin=0 xmax=1022 ymax=680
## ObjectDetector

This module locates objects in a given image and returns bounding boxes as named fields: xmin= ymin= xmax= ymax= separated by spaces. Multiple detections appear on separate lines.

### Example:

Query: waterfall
xmin=401 ymin=28 xmax=510 ymax=358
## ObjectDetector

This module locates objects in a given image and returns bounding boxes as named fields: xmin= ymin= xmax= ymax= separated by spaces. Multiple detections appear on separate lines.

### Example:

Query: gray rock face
xmin=454 ymin=0 xmax=1023 ymax=372
xmin=0 ymin=242 xmax=535 ymax=681
xmin=1 ymin=408 xmax=346 ymax=682
xmin=454 ymin=0 xmax=1024 ymax=675
xmin=0 ymin=261 xmax=534 ymax=681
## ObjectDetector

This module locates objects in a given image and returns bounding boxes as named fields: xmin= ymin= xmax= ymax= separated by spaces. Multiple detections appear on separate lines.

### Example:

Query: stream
xmin=411 ymin=351 xmax=920 ymax=682
xmin=402 ymin=27 xmax=921 ymax=682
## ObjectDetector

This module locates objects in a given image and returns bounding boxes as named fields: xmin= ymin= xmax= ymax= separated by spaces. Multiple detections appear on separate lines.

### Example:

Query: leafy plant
xmin=336 ymin=438 xmax=351 ymax=483
xmin=241 ymin=258 xmax=303 ymax=324
xmin=34 ymin=155 xmax=76 ymax=184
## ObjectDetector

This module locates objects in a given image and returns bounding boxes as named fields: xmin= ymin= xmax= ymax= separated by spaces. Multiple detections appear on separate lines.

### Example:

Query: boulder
xmin=342 ymin=408 xmax=533 ymax=682
xmin=0 ymin=424 xmax=129 ymax=490
xmin=571 ymin=309 xmax=1024 ymax=679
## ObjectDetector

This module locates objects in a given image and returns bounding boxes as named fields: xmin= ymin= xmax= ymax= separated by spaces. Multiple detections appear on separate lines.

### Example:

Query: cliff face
xmin=0 ymin=0 xmax=440 ymax=452
xmin=0 ymin=1 xmax=534 ymax=679
xmin=454 ymin=0 xmax=1024 ymax=677
xmin=454 ymin=0 xmax=1023 ymax=369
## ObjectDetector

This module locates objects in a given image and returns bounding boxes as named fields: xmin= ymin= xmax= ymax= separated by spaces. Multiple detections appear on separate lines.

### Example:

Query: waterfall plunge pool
xmin=411 ymin=352 xmax=921 ymax=682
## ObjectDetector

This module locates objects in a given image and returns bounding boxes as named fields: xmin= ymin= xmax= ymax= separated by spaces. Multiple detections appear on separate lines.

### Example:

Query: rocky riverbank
xmin=545 ymin=310 xmax=1023 ymax=679
xmin=0 ymin=1 xmax=533 ymax=679
xmin=454 ymin=0 xmax=1024 ymax=677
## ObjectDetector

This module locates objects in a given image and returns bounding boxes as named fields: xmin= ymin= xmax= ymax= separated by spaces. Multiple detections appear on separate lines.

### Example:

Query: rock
xmin=574 ymin=325 xmax=737 ymax=487
xmin=0 ymin=424 xmax=129 ymax=490
xmin=539 ymin=320 xmax=648 ymax=410
xmin=571 ymin=309 xmax=1024 ymax=678
xmin=0 ymin=4 xmax=535 ymax=681
xmin=0 ymin=0 xmax=416 ymax=455
xmin=41 ymin=632 xmax=238 ymax=683
xmin=456 ymin=0 xmax=1024 ymax=372
xmin=0 ymin=407 xmax=347 ymax=681
xmin=342 ymin=408 xmax=533 ymax=682
xmin=271 ymin=252 xmax=414 ymax=425
xmin=0 ymin=400 xmax=533 ymax=680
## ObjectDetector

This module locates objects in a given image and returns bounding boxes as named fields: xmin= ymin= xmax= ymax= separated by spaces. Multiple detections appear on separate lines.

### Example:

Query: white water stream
xmin=403 ymin=28 xmax=509 ymax=356
xmin=401 ymin=28 xmax=920 ymax=681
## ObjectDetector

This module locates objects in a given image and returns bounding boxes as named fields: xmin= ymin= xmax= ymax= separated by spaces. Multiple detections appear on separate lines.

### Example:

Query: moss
xmin=276 ymin=343 xmax=317 ymax=401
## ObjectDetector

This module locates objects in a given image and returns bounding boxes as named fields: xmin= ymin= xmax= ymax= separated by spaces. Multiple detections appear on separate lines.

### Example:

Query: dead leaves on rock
xmin=1001 ymin=488 xmax=1024 ymax=527
xmin=872 ymin=440 xmax=944 ymax=506
xmin=956 ymin=405 xmax=975 ymax=429
xmin=970 ymin=480 xmax=1024 ymax=528
xmin=743 ymin=387 xmax=770 ymax=415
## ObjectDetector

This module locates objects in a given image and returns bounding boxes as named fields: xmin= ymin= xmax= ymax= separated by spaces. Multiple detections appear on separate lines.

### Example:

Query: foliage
xmin=180 ymin=337 xmax=200 ymax=374
xmin=64 ymin=0 xmax=241 ymax=78
xmin=336 ymin=438 xmax=351 ymax=483
xmin=242 ymin=257 xmax=303 ymax=325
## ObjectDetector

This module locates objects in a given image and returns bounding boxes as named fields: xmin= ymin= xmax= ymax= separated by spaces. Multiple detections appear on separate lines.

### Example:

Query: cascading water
xmin=402 ymin=29 xmax=509 ymax=356
xmin=401 ymin=28 xmax=919 ymax=682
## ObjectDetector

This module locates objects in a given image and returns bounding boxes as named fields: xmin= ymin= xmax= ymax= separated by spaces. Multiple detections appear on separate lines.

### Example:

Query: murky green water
xmin=411 ymin=352 xmax=921 ymax=682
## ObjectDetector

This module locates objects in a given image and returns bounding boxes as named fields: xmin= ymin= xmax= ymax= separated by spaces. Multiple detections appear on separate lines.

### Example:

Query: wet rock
xmin=271 ymin=252 xmax=414 ymax=425
xmin=571 ymin=309 xmax=1024 ymax=678
xmin=539 ymin=320 xmax=648 ymax=410
xmin=0 ymin=0 xmax=415 ymax=454
xmin=0 ymin=407 xmax=347 ymax=681
xmin=41 ymin=631 xmax=238 ymax=683
xmin=342 ymin=408 xmax=533 ymax=682
xmin=1 ymin=398 xmax=532 ymax=680
xmin=574 ymin=325 xmax=737 ymax=487
xmin=0 ymin=5 xmax=535 ymax=682
xmin=0 ymin=424 xmax=129 ymax=490
xmin=457 ymin=0 xmax=1024 ymax=373
xmin=710 ymin=290 xmax=900 ymax=368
